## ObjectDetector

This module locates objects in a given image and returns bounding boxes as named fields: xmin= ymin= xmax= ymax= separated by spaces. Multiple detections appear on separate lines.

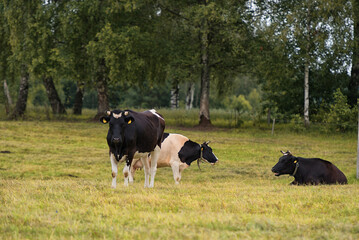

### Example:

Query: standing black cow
xmin=271 ymin=150 xmax=347 ymax=185
xmin=100 ymin=109 xmax=165 ymax=188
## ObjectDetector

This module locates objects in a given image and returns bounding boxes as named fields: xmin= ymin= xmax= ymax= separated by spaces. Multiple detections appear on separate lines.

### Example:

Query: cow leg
xmin=128 ymin=159 xmax=138 ymax=184
xmin=171 ymin=163 xmax=180 ymax=185
xmin=128 ymin=164 xmax=134 ymax=184
xmin=123 ymin=165 xmax=130 ymax=187
xmin=110 ymin=153 xmax=118 ymax=188
xmin=149 ymin=145 xmax=160 ymax=188
xmin=140 ymin=156 xmax=150 ymax=188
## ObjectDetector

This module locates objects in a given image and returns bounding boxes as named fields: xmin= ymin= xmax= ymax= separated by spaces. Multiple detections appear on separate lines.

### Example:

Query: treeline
xmin=0 ymin=0 xmax=358 ymax=129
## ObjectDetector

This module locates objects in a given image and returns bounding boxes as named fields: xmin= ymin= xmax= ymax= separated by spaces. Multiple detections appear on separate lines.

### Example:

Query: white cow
xmin=126 ymin=133 xmax=218 ymax=184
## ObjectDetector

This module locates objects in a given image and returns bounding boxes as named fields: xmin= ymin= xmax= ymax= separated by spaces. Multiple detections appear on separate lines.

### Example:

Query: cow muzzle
xmin=112 ymin=137 xmax=121 ymax=144
xmin=271 ymin=167 xmax=280 ymax=176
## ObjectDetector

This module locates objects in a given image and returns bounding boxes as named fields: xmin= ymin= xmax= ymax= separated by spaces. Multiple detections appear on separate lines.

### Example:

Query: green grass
xmin=0 ymin=120 xmax=358 ymax=239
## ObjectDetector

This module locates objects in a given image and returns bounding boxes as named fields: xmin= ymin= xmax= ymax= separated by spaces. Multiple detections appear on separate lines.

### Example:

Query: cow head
xmin=271 ymin=150 xmax=298 ymax=176
xmin=198 ymin=141 xmax=218 ymax=167
xmin=100 ymin=110 xmax=134 ymax=160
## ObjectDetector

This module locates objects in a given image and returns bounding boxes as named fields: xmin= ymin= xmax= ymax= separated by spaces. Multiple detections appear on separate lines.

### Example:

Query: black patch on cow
xmin=102 ymin=109 xmax=165 ymax=166
xmin=162 ymin=133 xmax=170 ymax=142
xmin=178 ymin=140 xmax=201 ymax=165
xmin=200 ymin=142 xmax=218 ymax=164
xmin=272 ymin=153 xmax=347 ymax=185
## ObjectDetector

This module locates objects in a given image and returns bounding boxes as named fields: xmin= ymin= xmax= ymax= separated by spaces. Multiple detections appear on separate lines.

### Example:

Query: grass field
xmin=0 ymin=120 xmax=359 ymax=239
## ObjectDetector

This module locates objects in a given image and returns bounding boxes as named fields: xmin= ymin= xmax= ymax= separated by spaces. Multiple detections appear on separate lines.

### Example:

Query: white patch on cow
xmin=140 ymin=155 xmax=151 ymax=188
xmin=113 ymin=112 xmax=122 ymax=119
xmin=171 ymin=162 xmax=181 ymax=184
xmin=128 ymin=134 xmax=191 ymax=185
xmin=123 ymin=165 xmax=130 ymax=187
xmin=120 ymin=151 xmax=151 ymax=187
xmin=149 ymin=109 xmax=164 ymax=121
xmin=134 ymin=151 xmax=150 ymax=158
xmin=110 ymin=153 xmax=118 ymax=188
xmin=149 ymin=145 xmax=161 ymax=188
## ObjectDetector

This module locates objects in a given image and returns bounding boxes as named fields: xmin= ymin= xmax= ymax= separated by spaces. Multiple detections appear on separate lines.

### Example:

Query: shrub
xmin=325 ymin=89 xmax=357 ymax=132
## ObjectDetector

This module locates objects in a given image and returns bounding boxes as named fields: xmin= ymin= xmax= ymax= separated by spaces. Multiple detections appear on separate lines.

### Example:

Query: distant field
xmin=0 ymin=120 xmax=358 ymax=239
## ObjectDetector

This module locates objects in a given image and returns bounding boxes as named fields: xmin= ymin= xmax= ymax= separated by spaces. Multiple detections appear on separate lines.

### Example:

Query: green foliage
xmin=32 ymin=87 xmax=48 ymax=107
xmin=253 ymin=0 xmax=352 ymax=117
xmin=62 ymin=79 xmax=77 ymax=108
xmin=225 ymin=95 xmax=252 ymax=114
xmin=289 ymin=114 xmax=306 ymax=132
xmin=0 ymin=0 xmax=356 ymax=125
xmin=325 ymin=89 xmax=358 ymax=132
xmin=223 ymin=95 xmax=252 ymax=127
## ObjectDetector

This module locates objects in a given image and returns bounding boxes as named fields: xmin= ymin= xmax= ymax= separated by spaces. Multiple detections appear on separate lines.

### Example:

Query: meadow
xmin=0 ymin=111 xmax=359 ymax=239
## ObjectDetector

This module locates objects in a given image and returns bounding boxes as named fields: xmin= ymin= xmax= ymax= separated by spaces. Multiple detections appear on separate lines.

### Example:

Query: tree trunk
xmin=73 ymin=82 xmax=84 ymax=115
xmin=304 ymin=62 xmax=310 ymax=128
xmin=267 ymin=108 xmax=271 ymax=125
xmin=349 ymin=1 xmax=359 ymax=107
xmin=185 ymin=82 xmax=195 ymax=110
xmin=198 ymin=18 xmax=211 ymax=127
xmin=3 ymin=80 xmax=13 ymax=115
xmin=170 ymin=79 xmax=179 ymax=109
xmin=349 ymin=62 xmax=359 ymax=107
xmin=43 ymin=76 xmax=67 ymax=114
xmin=304 ymin=8 xmax=311 ymax=128
xmin=10 ymin=65 xmax=29 ymax=119
xmin=94 ymin=60 xmax=109 ymax=120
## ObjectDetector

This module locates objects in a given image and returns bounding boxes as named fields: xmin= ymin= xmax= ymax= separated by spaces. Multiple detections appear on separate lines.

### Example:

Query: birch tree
xmin=255 ymin=0 xmax=352 ymax=126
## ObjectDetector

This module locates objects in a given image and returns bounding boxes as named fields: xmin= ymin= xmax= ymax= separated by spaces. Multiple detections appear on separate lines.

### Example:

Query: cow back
xmin=125 ymin=110 xmax=165 ymax=153
xmin=297 ymin=157 xmax=347 ymax=184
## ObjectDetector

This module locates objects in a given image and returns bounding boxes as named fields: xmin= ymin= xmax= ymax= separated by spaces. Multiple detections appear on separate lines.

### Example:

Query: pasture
xmin=0 ymin=120 xmax=358 ymax=239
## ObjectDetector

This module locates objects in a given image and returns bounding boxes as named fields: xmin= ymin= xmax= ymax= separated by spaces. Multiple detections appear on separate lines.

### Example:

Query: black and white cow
xmin=271 ymin=150 xmax=347 ymax=185
xmin=100 ymin=109 xmax=165 ymax=188
xmin=128 ymin=133 xmax=218 ymax=184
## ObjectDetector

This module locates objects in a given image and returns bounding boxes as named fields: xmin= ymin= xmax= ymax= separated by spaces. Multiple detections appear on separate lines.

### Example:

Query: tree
xmin=349 ymin=0 xmax=359 ymax=106
xmin=2 ymin=0 xmax=37 ymax=119
xmin=83 ymin=1 xmax=165 ymax=118
xmin=0 ymin=2 xmax=12 ymax=114
xmin=225 ymin=94 xmax=252 ymax=127
xmin=59 ymin=0 xmax=101 ymax=115
xmin=254 ymin=0 xmax=352 ymax=125
xmin=30 ymin=0 xmax=66 ymax=114
xmin=157 ymin=1 xmax=253 ymax=126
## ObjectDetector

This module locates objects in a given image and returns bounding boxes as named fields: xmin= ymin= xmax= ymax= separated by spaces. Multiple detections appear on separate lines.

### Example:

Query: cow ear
xmin=100 ymin=116 xmax=110 ymax=124
xmin=125 ymin=116 xmax=135 ymax=125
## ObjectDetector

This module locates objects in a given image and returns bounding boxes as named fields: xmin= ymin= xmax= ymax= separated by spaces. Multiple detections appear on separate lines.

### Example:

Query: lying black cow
xmin=100 ymin=109 xmax=165 ymax=188
xmin=271 ymin=150 xmax=347 ymax=185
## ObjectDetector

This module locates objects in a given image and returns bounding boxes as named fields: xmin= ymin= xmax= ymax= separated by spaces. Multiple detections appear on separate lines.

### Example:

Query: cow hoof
xmin=111 ymin=185 xmax=116 ymax=189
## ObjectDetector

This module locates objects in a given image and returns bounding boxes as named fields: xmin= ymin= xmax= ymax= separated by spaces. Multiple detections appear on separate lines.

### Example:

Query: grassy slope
xmin=0 ymin=121 xmax=358 ymax=239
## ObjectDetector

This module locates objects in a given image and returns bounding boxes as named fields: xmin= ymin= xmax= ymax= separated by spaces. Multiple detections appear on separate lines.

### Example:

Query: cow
xmin=271 ymin=150 xmax=347 ymax=185
xmin=126 ymin=133 xmax=219 ymax=184
xmin=100 ymin=109 xmax=165 ymax=188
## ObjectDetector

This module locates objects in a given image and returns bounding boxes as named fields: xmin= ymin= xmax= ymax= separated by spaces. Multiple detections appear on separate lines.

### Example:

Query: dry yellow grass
xmin=0 ymin=121 xmax=358 ymax=239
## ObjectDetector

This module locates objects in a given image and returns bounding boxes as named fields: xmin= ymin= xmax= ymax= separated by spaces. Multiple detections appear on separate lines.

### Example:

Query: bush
xmin=325 ymin=89 xmax=357 ymax=132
